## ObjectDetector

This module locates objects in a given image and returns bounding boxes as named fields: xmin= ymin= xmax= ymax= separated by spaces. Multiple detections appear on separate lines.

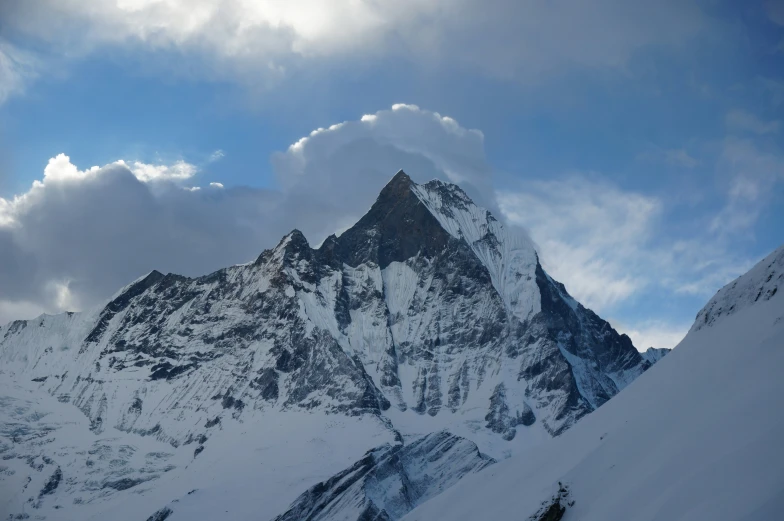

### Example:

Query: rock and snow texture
xmin=0 ymin=381 xmax=398 ymax=521
xmin=404 ymin=245 xmax=784 ymax=521
xmin=640 ymin=347 xmax=670 ymax=363
xmin=692 ymin=245 xmax=783 ymax=332
xmin=274 ymin=431 xmax=494 ymax=521
xmin=0 ymin=170 xmax=659 ymax=520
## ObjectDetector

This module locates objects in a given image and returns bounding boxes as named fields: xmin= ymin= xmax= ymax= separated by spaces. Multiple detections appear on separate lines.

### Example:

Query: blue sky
xmin=0 ymin=0 xmax=782 ymax=349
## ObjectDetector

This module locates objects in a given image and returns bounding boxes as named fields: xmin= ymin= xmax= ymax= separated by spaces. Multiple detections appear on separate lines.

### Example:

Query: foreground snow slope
xmin=405 ymin=245 xmax=784 ymax=521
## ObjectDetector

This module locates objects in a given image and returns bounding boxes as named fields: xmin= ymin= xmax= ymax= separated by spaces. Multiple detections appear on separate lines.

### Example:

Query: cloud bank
xmin=0 ymin=0 xmax=709 ymax=102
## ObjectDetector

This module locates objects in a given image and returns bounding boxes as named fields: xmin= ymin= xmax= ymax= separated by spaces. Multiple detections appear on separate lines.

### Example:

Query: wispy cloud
xmin=726 ymin=109 xmax=780 ymax=135
xmin=638 ymin=147 xmax=700 ymax=168
xmin=0 ymin=40 xmax=39 ymax=104
xmin=498 ymin=176 xmax=660 ymax=312
xmin=710 ymin=138 xmax=784 ymax=235
xmin=755 ymin=77 xmax=784 ymax=106
xmin=497 ymin=166 xmax=768 ymax=326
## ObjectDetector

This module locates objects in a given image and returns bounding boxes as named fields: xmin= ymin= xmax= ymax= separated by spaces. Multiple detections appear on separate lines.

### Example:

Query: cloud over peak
xmin=0 ymin=104 xmax=492 ymax=325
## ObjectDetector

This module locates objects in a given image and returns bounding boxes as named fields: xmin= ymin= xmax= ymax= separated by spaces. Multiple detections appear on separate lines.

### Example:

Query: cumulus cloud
xmin=0 ymin=153 xmax=283 ymax=323
xmin=34 ymin=153 xmax=198 ymax=186
xmin=0 ymin=105 xmax=490 ymax=324
xmin=0 ymin=0 xmax=709 ymax=100
xmin=271 ymin=103 xmax=495 ymax=242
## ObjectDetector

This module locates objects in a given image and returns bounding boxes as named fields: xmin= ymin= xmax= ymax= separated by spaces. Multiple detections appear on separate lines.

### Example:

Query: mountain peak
xmin=391 ymin=169 xmax=411 ymax=184
xmin=375 ymin=169 xmax=414 ymax=203
xmin=325 ymin=171 xmax=452 ymax=269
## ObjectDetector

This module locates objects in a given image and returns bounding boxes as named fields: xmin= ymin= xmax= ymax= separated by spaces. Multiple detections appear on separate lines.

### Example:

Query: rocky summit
xmin=0 ymin=171 xmax=662 ymax=521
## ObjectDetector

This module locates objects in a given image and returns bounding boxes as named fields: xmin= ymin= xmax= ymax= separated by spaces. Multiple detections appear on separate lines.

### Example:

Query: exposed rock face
xmin=0 ymin=170 xmax=655 ymax=448
xmin=274 ymin=431 xmax=494 ymax=521
xmin=485 ymin=383 xmax=535 ymax=440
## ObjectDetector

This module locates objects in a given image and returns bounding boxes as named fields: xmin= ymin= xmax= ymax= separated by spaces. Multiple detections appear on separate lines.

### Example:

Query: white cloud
xmin=0 ymin=0 xmax=709 ymax=94
xmin=271 ymin=103 xmax=497 ymax=243
xmin=0 ymin=40 xmax=38 ymax=104
xmin=120 ymin=159 xmax=198 ymax=182
xmin=726 ymin=109 xmax=780 ymax=135
xmin=621 ymin=320 xmax=690 ymax=350
xmin=498 ymin=176 xmax=661 ymax=311
xmin=41 ymin=153 xmax=101 ymax=182
xmin=209 ymin=150 xmax=225 ymax=162
xmin=28 ymin=154 xmax=199 ymax=187
xmin=209 ymin=182 xmax=224 ymax=188
xmin=0 ymin=157 xmax=280 ymax=325
xmin=496 ymin=167 xmax=768 ymax=315
xmin=710 ymin=138 xmax=784 ymax=235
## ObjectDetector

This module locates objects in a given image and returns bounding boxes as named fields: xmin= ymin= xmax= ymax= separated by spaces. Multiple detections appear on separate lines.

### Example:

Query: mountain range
xmin=11 ymin=171 xmax=773 ymax=521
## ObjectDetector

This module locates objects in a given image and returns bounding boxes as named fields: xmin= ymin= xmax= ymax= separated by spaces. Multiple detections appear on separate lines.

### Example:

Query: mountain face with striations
xmin=0 ymin=171 xmax=656 ymax=521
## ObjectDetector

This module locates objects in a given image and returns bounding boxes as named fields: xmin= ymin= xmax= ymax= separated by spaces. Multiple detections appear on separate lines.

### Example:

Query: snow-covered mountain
xmin=404 ymin=244 xmax=784 ymax=521
xmin=0 ymin=171 xmax=658 ymax=521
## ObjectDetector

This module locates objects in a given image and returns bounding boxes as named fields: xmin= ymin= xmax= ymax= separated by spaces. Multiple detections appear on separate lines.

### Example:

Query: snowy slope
xmin=0 ymin=373 xmax=398 ymax=521
xmin=404 ymin=245 xmax=784 ymax=521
